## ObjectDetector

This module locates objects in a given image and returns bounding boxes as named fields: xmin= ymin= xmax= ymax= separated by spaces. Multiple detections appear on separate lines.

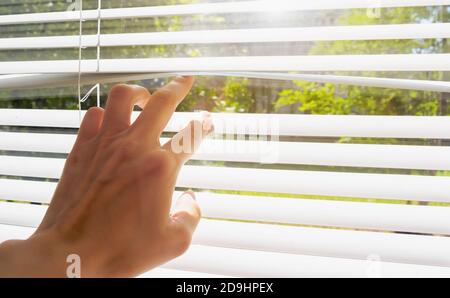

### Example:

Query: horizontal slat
xmin=0 ymin=132 xmax=75 ymax=154
xmin=1 ymin=180 xmax=450 ymax=234
xmin=2 ymin=131 xmax=450 ymax=170
xmin=1 ymin=55 xmax=449 ymax=74
xmin=1 ymin=72 xmax=450 ymax=93
xmin=181 ymin=166 xmax=450 ymax=202
xmin=2 ymin=109 xmax=450 ymax=139
xmin=3 ymin=23 xmax=449 ymax=50
xmin=1 ymin=206 xmax=450 ymax=267
xmin=0 ymin=179 xmax=56 ymax=204
xmin=0 ymin=224 xmax=32 ymax=240
xmin=166 ymin=244 xmax=450 ymax=278
xmin=195 ymin=220 xmax=450 ymax=267
xmin=196 ymin=192 xmax=450 ymax=235
xmin=1 ymin=0 xmax=449 ymax=25
xmin=1 ymin=224 xmax=449 ymax=277
xmin=0 ymin=202 xmax=46 ymax=227
xmin=1 ymin=157 xmax=450 ymax=202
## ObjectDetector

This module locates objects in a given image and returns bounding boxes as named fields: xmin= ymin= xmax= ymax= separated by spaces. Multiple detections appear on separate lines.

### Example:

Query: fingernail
xmin=179 ymin=191 xmax=196 ymax=201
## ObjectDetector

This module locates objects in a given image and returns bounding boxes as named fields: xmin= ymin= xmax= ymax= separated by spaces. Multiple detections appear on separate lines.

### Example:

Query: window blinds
xmin=0 ymin=0 xmax=450 ymax=277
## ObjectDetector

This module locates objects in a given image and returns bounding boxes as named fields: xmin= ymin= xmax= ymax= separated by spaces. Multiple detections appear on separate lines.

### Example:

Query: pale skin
xmin=0 ymin=76 xmax=213 ymax=277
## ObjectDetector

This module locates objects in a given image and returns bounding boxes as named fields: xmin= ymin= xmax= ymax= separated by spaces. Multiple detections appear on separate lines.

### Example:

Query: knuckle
xmin=96 ymin=135 xmax=115 ymax=151
xmin=116 ymin=143 xmax=134 ymax=160
xmin=111 ymin=139 xmax=140 ymax=160
xmin=147 ymin=150 xmax=178 ymax=176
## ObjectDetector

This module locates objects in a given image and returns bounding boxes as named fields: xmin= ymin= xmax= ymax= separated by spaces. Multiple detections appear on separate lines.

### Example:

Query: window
xmin=0 ymin=0 xmax=450 ymax=277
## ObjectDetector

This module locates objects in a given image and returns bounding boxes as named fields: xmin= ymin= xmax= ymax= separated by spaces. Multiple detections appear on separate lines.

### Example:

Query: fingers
xmin=168 ymin=191 xmax=201 ymax=254
xmin=101 ymin=84 xmax=151 ymax=135
xmin=75 ymin=107 xmax=104 ymax=145
xmin=131 ymin=76 xmax=195 ymax=141
xmin=162 ymin=112 xmax=213 ymax=167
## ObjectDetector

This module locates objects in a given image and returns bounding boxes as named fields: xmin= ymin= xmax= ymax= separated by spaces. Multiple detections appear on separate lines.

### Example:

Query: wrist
xmin=0 ymin=231 xmax=88 ymax=277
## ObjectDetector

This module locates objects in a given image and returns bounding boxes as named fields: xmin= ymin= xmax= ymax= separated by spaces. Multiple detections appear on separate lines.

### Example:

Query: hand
xmin=0 ymin=76 xmax=213 ymax=277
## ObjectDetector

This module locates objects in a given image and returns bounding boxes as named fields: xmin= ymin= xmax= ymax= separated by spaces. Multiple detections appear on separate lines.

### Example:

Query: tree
xmin=275 ymin=6 xmax=448 ymax=117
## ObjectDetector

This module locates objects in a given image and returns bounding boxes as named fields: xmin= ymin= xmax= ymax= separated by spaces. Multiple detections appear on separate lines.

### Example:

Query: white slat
xmin=194 ymin=220 xmax=450 ymax=267
xmin=0 ymin=202 xmax=46 ymax=227
xmin=1 ymin=157 xmax=450 ymax=202
xmin=195 ymin=192 xmax=450 ymax=235
xmin=0 ymin=224 xmax=32 ymax=241
xmin=0 ymin=179 xmax=56 ymax=204
xmin=1 ymin=54 xmax=449 ymax=74
xmin=2 ymin=72 xmax=449 ymax=93
xmin=2 ymin=109 xmax=450 ymax=139
xmin=2 ymin=132 xmax=450 ymax=170
xmin=165 ymin=244 xmax=450 ymax=278
xmin=1 ymin=206 xmax=450 ymax=267
xmin=1 ymin=181 xmax=450 ymax=234
xmin=1 ymin=72 xmax=450 ymax=93
xmin=1 ymin=224 xmax=449 ymax=277
xmin=2 ymin=23 xmax=449 ymax=50
xmin=0 ymin=132 xmax=75 ymax=154
xmin=179 ymin=166 xmax=450 ymax=202
xmin=1 ymin=0 xmax=448 ymax=25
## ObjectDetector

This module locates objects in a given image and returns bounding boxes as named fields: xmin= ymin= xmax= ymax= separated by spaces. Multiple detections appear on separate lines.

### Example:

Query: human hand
xmin=0 ymin=76 xmax=213 ymax=277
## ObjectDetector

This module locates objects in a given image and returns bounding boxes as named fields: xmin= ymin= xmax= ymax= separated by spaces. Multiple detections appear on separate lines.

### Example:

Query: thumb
xmin=168 ymin=191 xmax=201 ymax=257
xmin=171 ymin=191 xmax=201 ymax=233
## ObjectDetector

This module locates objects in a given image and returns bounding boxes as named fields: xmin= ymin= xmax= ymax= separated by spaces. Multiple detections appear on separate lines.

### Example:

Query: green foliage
xmin=274 ymin=7 xmax=447 ymax=116
xmin=276 ymin=82 xmax=351 ymax=115
xmin=276 ymin=81 xmax=441 ymax=116
xmin=217 ymin=77 xmax=254 ymax=113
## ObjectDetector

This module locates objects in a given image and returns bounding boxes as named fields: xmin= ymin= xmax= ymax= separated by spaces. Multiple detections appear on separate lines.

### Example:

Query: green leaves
xmin=274 ymin=6 xmax=446 ymax=117
xmin=219 ymin=77 xmax=254 ymax=113
xmin=276 ymin=81 xmax=351 ymax=115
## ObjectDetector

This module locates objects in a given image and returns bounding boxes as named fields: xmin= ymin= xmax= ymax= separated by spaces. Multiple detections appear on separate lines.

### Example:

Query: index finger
xmin=130 ymin=76 xmax=195 ymax=141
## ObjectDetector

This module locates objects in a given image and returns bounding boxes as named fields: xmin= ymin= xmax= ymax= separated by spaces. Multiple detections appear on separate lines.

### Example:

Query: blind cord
xmin=77 ymin=0 xmax=102 ymax=123
xmin=96 ymin=0 xmax=101 ymax=107
xmin=77 ymin=0 xmax=83 ymax=123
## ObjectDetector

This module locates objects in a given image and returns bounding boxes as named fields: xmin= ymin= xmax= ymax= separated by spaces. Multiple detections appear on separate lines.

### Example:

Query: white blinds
xmin=0 ymin=1 xmax=449 ymax=75
xmin=0 ymin=0 xmax=450 ymax=278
